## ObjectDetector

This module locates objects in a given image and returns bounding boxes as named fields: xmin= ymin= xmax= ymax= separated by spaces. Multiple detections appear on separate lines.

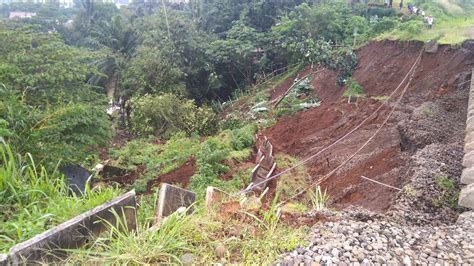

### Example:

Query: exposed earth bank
xmin=265 ymin=40 xmax=474 ymax=221
xmin=269 ymin=40 xmax=474 ymax=264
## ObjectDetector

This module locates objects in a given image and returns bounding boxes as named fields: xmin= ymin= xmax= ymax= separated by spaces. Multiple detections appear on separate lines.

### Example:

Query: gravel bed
xmin=278 ymin=211 xmax=474 ymax=265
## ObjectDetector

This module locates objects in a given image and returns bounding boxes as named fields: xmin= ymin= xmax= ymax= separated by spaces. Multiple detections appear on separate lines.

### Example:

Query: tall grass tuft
xmin=308 ymin=186 xmax=330 ymax=210
xmin=66 ymin=205 xmax=191 ymax=264
xmin=0 ymin=141 xmax=121 ymax=253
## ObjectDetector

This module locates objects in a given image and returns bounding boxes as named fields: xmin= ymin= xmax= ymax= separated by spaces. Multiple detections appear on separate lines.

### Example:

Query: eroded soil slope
xmin=264 ymin=40 xmax=474 ymax=215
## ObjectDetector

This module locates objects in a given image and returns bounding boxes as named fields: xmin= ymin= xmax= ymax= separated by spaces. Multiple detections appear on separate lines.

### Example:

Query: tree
xmin=137 ymin=9 xmax=219 ymax=101
xmin=207 ymin=21 xmax=264 ymax=95
xmin=122 ymin=46 xmax=185 ymax=98
xmin=0 ymin=24 xmax=103 ymax=106
xmin=87 ymin=15 xmax=137 ymax=100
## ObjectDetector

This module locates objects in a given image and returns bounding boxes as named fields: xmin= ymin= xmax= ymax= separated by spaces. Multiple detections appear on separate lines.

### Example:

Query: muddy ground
xmin=263 ymin=40 xmax=474 ymax=224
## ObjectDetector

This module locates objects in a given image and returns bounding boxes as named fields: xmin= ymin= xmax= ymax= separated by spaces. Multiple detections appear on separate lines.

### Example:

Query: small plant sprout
xmin=308 ymin=186 xmax=330 ymax=210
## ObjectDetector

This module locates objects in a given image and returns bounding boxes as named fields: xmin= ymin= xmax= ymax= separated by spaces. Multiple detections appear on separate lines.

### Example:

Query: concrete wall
xmin=6 ymin=190 xmax=136 ymax=264
xmin=459 ymin=69 xmax=474 ymax=209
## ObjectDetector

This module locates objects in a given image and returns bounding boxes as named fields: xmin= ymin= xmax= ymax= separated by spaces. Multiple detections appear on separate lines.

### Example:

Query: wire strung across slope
xmin=277 ymin=50 xmax=423 ymax=206
xmin=239 ymin=48 xmax=424 ymax=195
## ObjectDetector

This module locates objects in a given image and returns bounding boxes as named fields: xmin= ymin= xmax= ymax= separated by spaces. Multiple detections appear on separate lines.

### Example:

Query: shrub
xmin=0 ymin=90 xmax=111 ymax=166
xmin=132 ymin=179 xmax=148 ymax=194
xmin=110 ymin=139 xmax=159 ymax=170
xmin=371 ymin=17 xmax=400 ymax=35
xmin=399 ymin=20 xmax=425 ymax=35
xmin=367 ymin=7 xmax=397 ymax=18
xmin=231 ymin=124 xmax=258 ymax=151
xmin=343 ymin=78 xmax=365 ymax=98
xmin=131 ymin=94 xmax=218 ymax=139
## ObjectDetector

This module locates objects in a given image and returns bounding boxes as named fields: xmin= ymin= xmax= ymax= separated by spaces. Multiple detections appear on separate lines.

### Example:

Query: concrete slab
xmin=260 ymin=154 xmax=274 ymax=171
xmin=155 ymin=184 xmax=196 ymax=224
xmin=255 ymin=148 xmax=263 ymax=164
xmin=251 ymin=164 xmax=261 ymax=183
xmin=461 ymin=168 xmax=474 ymax=185
xmin=205 ymin=186 xmax=229 ymax=210
xmin=264 ymin=142 xmax=273 ymax=157
xmin=59 ymin=164 xmax=90 ymax=195
xmin=459 ymin=184 xmax=474 ymax=209
xmin=9 ymin=190 xmax=136 ymax=264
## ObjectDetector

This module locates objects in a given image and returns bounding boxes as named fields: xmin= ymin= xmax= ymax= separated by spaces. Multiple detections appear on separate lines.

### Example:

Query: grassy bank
xmin=0 ymin=143 xmax=121 ymax=253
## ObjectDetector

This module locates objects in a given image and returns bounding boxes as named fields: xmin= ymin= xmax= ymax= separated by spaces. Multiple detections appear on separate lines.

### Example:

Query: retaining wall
xmin=251 ymin=136 xmax=276 ymax=192
xmin=460 ymin=69 xmax=474 ymax=209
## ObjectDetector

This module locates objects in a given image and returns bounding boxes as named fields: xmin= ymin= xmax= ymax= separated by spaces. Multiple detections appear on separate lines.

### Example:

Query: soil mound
xmin=263 ymin=40 xmax=474 ymax=215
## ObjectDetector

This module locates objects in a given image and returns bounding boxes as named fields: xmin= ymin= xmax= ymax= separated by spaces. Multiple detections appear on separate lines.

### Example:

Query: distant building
xmin=8 ymin=11 xmax=36 ymax=19
xmin=115 ymin=0 xmax=130 ymax=8
xmin=1 ymin=0 xmax=75 ymax=8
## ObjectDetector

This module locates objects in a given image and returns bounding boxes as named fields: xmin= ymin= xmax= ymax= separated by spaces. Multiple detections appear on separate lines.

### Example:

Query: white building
xmin=8 ymin=11 xmax=36 ymax=19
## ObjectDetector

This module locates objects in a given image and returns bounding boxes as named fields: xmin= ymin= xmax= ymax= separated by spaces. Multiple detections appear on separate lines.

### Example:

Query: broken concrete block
xmin=459 ymin=184 xmax=474 ymax=209
xmin=461 ymin=168 xmax=474 ymax=185
xmin=260 ymin=154 xmax=274 ymax=171
xmin=9 ymin=190 xmax=136 ymax=264
xmin=0 ymin=254 xmax=8 ymax=266
xmin=155 ymin=184 xmax=196 ymax=224
xmin=251 ymin=164 xmax=261 ymax=183
xmin=255 ymin=148 xmax=263 ymax=164
xmin=205 ymin=186 xmax=228 ymax=210
xmin=263 ymin=142 xmax=273 ymax=157
xmin=425 ymin=40 xmax=438 ymax=53
xmin=463 ymin=151 xmax=474 ymax=168
xmin=59 ymin=164 xmax=90 ymax=195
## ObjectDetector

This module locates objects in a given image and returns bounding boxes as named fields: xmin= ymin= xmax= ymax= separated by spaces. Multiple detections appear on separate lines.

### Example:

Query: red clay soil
xmin=263 ymin=40 xmax=474 ymax=212
xmin=147 ymin=157 xmax=196 ymax=192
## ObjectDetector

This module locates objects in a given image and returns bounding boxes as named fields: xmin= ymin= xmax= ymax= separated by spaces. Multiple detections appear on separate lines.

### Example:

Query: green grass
xmin=65 ymin=193 xmax=305 ymax=264
xmin=0 ymin=142 xmax=121 ymax=253
xmin=380 ymin=14 xmax=474 ymax=44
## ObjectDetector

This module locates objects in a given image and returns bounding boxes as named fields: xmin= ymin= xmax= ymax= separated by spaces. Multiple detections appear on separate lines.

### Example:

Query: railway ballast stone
xmin=459 ymin=183 xmax=474 ymax=209
xmin=462 ymin=151 xmax=474 ymax=168
xmin=461 ymin=168 xmax=474 ymax=185
xmin=278 ymin=209 xmax=474 ymax=265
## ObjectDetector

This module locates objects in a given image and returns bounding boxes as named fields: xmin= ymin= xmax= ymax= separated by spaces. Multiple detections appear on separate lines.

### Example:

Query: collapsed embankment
xmin=263 ymin=40 xmax=474 ymax=222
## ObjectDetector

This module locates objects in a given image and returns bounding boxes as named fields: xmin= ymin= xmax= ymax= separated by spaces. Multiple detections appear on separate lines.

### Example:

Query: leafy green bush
xmin=131 ymin=94 xmax=218 ymax=139
xmin=132 ymin=179 xmax=148 ymax=194
xmin=110 ymin=139 xmax=159 ymax=170
xmin=231 ymin=124 xmax=258 ymax=150
xmin=367 ymin=7 xmax=397 ymax=18
xmin=400 ymin=20 xmax=425 ymax=35
xmin=371 ymin=17 xmax=400 ymax=35
xmin=0 ymin=89 xmax=111 ymax=167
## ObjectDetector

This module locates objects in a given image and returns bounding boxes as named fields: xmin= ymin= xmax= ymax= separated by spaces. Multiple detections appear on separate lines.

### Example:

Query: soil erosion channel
xmin=264 ymin=40 xmax=474 ymax=213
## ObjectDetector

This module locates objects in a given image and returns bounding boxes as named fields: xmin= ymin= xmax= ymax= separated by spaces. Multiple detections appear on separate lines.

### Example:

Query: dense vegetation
xmin=0 ymin=0 xmax=473 ymax=263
